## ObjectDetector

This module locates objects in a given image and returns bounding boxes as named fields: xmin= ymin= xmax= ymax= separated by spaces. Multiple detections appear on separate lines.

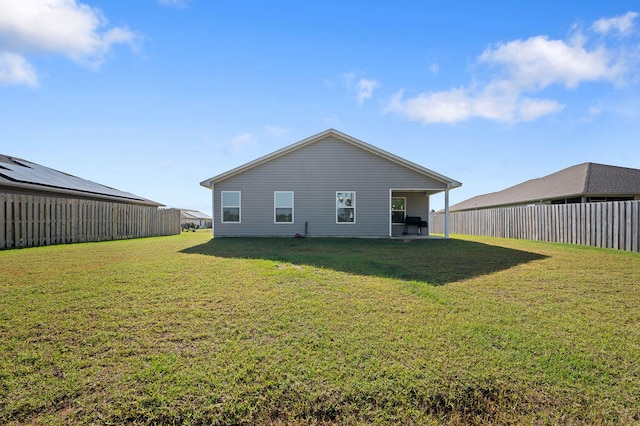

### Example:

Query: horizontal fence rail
xmin=430 ymin=200 xmax=640 ymax=253
xmin=1 ymin=193 xmax=181 ymax=249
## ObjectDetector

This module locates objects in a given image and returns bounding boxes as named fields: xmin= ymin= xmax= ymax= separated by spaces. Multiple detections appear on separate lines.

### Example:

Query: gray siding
xmin=213 ymin=136 xmax=447 ymax=237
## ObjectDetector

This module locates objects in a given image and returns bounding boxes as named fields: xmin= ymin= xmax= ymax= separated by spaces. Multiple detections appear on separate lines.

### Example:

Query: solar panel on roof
xmin=0 ymin=157 xmax=145 ymax=201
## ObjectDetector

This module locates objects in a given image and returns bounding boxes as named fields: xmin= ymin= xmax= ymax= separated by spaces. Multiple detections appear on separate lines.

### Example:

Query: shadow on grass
xmin=181 ymin=237 xmax=547 ymax=286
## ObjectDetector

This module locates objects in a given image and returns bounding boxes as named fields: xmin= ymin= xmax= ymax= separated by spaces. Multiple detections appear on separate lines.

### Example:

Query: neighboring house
xmin=0 ymin=154 xmax=163 ymax=206
xmin=1 ymin=154 xmax=178 ymax=249
xmin=180 ymin=209 xmax=212 ymax=228
xmin=450 ymin=162 xmax=640 ymax=212
xmin=200 ymin=129 xmax=462 ymax=237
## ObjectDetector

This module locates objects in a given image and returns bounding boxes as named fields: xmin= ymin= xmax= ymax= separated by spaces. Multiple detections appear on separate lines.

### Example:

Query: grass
xmin=1 ymin=231 xmax=639 ymax=425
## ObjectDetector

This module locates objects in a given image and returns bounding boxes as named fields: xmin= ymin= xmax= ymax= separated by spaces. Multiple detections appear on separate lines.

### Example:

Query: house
xmin=0 ymin=154 xmax=163 ymax=206
xmin=200 ymin=129 xmax=462 ymax=237
xmin=1 ymin=154 xmax=178 ymax=249
xmin=449 ymin=162 xmax=640 ymax=212
xmin=180 ymin=209 xmax=212 ymax=228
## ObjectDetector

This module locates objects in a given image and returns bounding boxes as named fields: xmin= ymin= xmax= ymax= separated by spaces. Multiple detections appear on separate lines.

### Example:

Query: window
xmin=274 ymin=191 xmax=294 ymax=223
xmin=221 ymin=191 xmax=240 ymax=223
xmin=391 ymin=197 xmax=406 ymax=223
xmin=336 ymin=191 xmax=355 ymax=223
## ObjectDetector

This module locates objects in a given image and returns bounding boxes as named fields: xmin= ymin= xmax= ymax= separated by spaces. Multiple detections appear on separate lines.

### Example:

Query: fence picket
xmin=7 ymin=195 xmax=14 ymax=248
xmin=633 ymin=201 xmax=639 ymax=253
xmin=430 ymin=200 xmax=640 ymax=253
xmin=0 ymin=194 xmax=5 ymax=249
xmin=14 ymin=196 xmax=22 ymax=248
xmin=1 ymin=194 xmax=179 ymax=250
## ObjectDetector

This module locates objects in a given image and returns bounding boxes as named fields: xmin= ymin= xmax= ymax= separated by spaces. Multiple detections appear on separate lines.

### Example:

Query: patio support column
xmin=444 ymin=188 xmax=450 ymax=238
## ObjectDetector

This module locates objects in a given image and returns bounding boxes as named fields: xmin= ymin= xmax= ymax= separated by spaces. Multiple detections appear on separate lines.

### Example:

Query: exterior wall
xmin=213 ymin=136 xmax=447 ymax=237
xmin=180 ymin=218 xmax=211 ymax=228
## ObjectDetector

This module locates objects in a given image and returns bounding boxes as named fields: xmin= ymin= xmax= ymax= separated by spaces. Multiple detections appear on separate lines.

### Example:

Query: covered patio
xmin=389 ymin=188 xmax=453 ymax=238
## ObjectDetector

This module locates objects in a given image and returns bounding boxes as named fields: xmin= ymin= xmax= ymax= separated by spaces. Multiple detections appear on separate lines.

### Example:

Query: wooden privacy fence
xmin=430 ymin=200 xmax=640 ymax=252
xmin=1 ymin=193 xmax=181 ymax=249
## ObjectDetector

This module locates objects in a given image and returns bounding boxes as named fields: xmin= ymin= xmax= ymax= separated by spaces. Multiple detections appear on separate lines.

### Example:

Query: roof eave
xmin=0 ymin=180 xmax=164 ymax=207
xmin=200 ymin=129 xmax=337 ymax=187
xmin=200 ymin=129 xmax=462 ymax=188
xmin=336 ymin=131 xmax=462 ymax=187
xmin=451 ymin=192 xmax=590 ymax=211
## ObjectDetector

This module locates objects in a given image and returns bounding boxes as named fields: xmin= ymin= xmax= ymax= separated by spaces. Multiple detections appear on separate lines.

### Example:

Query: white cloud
xmin=593 ymin=11 xmax=638 ymax=35
xmin=387 ymin=88 xmax=471 ymax=124
xmin=479 ymin=35 xmax=620 ymax=89
xmin=341 ymin=71 xmax=356 ymax=86
xmin=387 ymin=12 xmax=636 ymax=124
xmin=583 ymin=104 xmax=603 ymax=122
xmin=516 ymin=97 xmax=565 ymax=121
xmin=157 ymin=0 xmax=189 ymax=9
xmin=356 ymin=78 xmax=380 ymax=106
xmin=321 ymin=113 xmax=343 ymax=129
xmin=265 ymin=125 xmax=289 ymax=137
xmin=387 ymin=86 xmax=564 ymax=124
xmin=340 ymin=71 xmax=380 ymax=105
xmin=0 ymin=52 xmax=37 ymax=87
xmin=0 ymin=0 xmax=138 ymax=86
xmin=226 ymin=133 xmax=255 ymax=155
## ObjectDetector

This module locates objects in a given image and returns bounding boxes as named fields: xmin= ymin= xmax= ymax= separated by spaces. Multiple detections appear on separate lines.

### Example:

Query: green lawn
xmin=1 ymin=231 xmax=639 ymax=425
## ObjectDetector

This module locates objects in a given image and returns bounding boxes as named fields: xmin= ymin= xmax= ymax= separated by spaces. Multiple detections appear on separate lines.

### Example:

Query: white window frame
xmin=274 ymin=191 xmax=294 ymax=224
xmin=391 ymin=197 xmax=406 ymax=224
xmin=221 ymin=191 xmax=241 ymax=223
xmin=336 ymin=191 xmax=356 ymax=224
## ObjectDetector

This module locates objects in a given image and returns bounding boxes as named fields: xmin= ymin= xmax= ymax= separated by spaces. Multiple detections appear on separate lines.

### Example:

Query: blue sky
xmin=2 ymin=1 xmax=639 ymax=214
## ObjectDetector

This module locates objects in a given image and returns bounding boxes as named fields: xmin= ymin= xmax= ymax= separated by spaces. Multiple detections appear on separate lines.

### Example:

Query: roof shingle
xmin=450 ymin=162 xmax=640 ymax=211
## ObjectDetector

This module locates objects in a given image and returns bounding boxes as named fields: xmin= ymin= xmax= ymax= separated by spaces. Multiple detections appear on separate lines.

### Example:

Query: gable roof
xmin=200 ymin=129 xmax=462 ymax=188
xmin=0 ymin=154 xmax=163 ymax=206
xmin=180 ymin=209 xmax=212 ymax=220
xmin=450 ymin=162 xmax=640 ymax=211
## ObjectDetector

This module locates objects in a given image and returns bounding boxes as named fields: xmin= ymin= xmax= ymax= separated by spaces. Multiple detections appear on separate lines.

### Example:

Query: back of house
xmin=200 ymin=129 xmax=461 ymax=238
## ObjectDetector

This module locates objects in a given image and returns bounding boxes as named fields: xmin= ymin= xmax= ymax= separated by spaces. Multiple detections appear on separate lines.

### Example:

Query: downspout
xmin=444 ymin=185 xmax=450 ymax=238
